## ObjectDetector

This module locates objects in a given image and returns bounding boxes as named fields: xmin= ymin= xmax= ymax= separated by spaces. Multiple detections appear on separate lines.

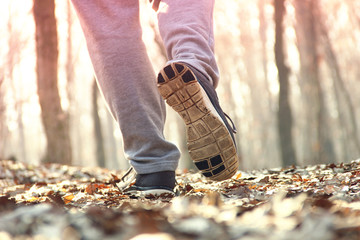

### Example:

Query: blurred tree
xmin=346 ymin=0 xmax=360 ymax=28
xmin=316 ymin=2 xmax=360 ymax=159
xmin=66 ymin=0 xmax=74 ymax=94
xmin=239 ymin=4 xmax=271 ymax=167
xmin=258 ymin=0 xmax=272 ymax=108
xmin=0 ymin=70 xmax=6 ymax=158
xmin=64 ymin=1 xmax=83 ymax=165
xmin=274 ymin=0 xmax=297 ymax=166
xmin=294 ymin=0 xmax=335 ymax=164
xmin=33 ymin=0 xmax=72 ymax=164
xmin=257 ymin=0 xmax=279 ymax=168
xmin=6 ymin=5 xmax=27 ymax=162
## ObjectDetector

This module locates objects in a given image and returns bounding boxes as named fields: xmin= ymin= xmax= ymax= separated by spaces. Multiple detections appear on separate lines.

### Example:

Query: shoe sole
xmin=125 ymin=188 xmax=175 ymax=198
xmin=157 ymin=63 xmax=239 ymax=181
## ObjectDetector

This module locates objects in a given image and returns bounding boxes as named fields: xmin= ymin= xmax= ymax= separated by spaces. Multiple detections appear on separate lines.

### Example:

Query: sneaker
xmin=157 ymin=62 xmax=239 ymax=181
xmin=116 ymin=167 xmax=176 ymax=198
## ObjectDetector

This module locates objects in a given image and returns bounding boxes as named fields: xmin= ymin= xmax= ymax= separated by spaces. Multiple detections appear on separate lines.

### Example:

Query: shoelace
xmin=116 ymin=167 xmax=136 ymax=191
xmin=224 ymin=112 xmax=237 ymax=134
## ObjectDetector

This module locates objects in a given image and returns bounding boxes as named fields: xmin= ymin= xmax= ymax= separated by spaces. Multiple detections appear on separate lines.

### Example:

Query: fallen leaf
xmin=63 ymin=194 xmax=74 ymax=204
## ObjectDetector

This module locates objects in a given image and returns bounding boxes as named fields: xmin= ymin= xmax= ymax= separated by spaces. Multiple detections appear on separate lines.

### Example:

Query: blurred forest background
xmin=0 ymin=0 xmax=359 ymax=171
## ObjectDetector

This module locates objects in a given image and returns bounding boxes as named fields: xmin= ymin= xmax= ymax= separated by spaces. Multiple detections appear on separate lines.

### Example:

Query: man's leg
xmin=157 ymin=0 xmax=219 ymax=88
xmin=71 ymin=0 xmax=180 ymax=175
xmin=157 ymin=0 xmax=239 ymax=180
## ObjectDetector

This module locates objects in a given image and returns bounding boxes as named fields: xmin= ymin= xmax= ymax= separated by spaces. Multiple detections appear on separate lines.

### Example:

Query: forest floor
xmin=0 ymin=159 xmax=360 ymax=240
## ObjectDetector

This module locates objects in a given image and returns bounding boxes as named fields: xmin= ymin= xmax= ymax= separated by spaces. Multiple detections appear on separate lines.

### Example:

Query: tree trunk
xmin=0 ymin=74 xmax=6 ymax=158
xmin=293 ymin=0 xmax=335 ymax=164
xmin=65 ymin=1 xmax=83 ymax=165
xmin=346 ymin=0 xmax=360 ymax=28
xmin=66 ymin=0 xmax=75 ymax=103
xmin=317 ymin=2 xmax=360 ymax=158
xmin=239 ymin=5 xmax=271 ymax=168
xmin=258 ymin=0 xmax=273 ymax=111
xmin=92 ymin=79 xmax=106 ymax=168
xmin=33 ymin=0 xmax=72 ymax=165
xmin=274 ymin=0 xmax=297 ymax=166
xmin=7 ymin=10 xmax=27 ymax=163
xmin=258 ymin=0 xmax=279 ymax=168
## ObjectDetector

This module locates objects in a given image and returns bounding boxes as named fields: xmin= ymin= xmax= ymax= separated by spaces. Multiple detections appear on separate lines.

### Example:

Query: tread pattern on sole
xmin=157 ymin=63 xmax=239 ymax=181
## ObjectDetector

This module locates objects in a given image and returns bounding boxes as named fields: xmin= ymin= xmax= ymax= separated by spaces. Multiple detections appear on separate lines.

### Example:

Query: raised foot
xmin=157 ymin=63 xmax=239 ymax=181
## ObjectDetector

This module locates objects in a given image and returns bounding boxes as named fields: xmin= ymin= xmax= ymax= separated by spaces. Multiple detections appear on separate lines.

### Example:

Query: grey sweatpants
xmin=71 ymin=0 xmax=219 ymax=174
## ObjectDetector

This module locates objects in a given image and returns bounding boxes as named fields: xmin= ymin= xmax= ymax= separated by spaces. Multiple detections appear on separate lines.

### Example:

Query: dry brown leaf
xmin=63 ymin=194 xmax=74 ymax=204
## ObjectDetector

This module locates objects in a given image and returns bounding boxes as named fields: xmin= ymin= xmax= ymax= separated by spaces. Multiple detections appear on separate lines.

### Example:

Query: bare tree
xmin=66 ymin=0 xmax=74 ymax=94
xmin=33 ymin=0 xmax=72 ymax=164
xmin=346 ymin=0 xmax=360 ymax=28
xmin=64 ymin=1 xmax=84 ymax=165
xmin=258 ymin=0 xmax=272 ymax=109
xmin=0 ymin=70 xmax=6 ymax=158
xmin=316 ymin=2 xmax=360 ymax=159
xmin=6 ymin=3 xmax=29 ymax=162
xmin=238 ymin=4 xmax=274 ymax=168
xmin=274 ymin=0 xmax=297 ymax=166
xmin=257 ymin=0 xmax=280 ymax=168
xmin=293 ymin=0 xmax=335 ymax=164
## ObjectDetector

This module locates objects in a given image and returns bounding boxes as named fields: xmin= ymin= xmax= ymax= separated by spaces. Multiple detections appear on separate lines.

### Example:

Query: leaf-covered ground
xmin=1 ymin=159 xmax=360 ymax=240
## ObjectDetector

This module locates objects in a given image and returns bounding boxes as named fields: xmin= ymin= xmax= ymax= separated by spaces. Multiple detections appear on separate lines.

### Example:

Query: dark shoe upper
xmin=132 ymin=170 xmax=175 ymax=192
xmin=116 ymin=167 xmax=176 ymax=195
